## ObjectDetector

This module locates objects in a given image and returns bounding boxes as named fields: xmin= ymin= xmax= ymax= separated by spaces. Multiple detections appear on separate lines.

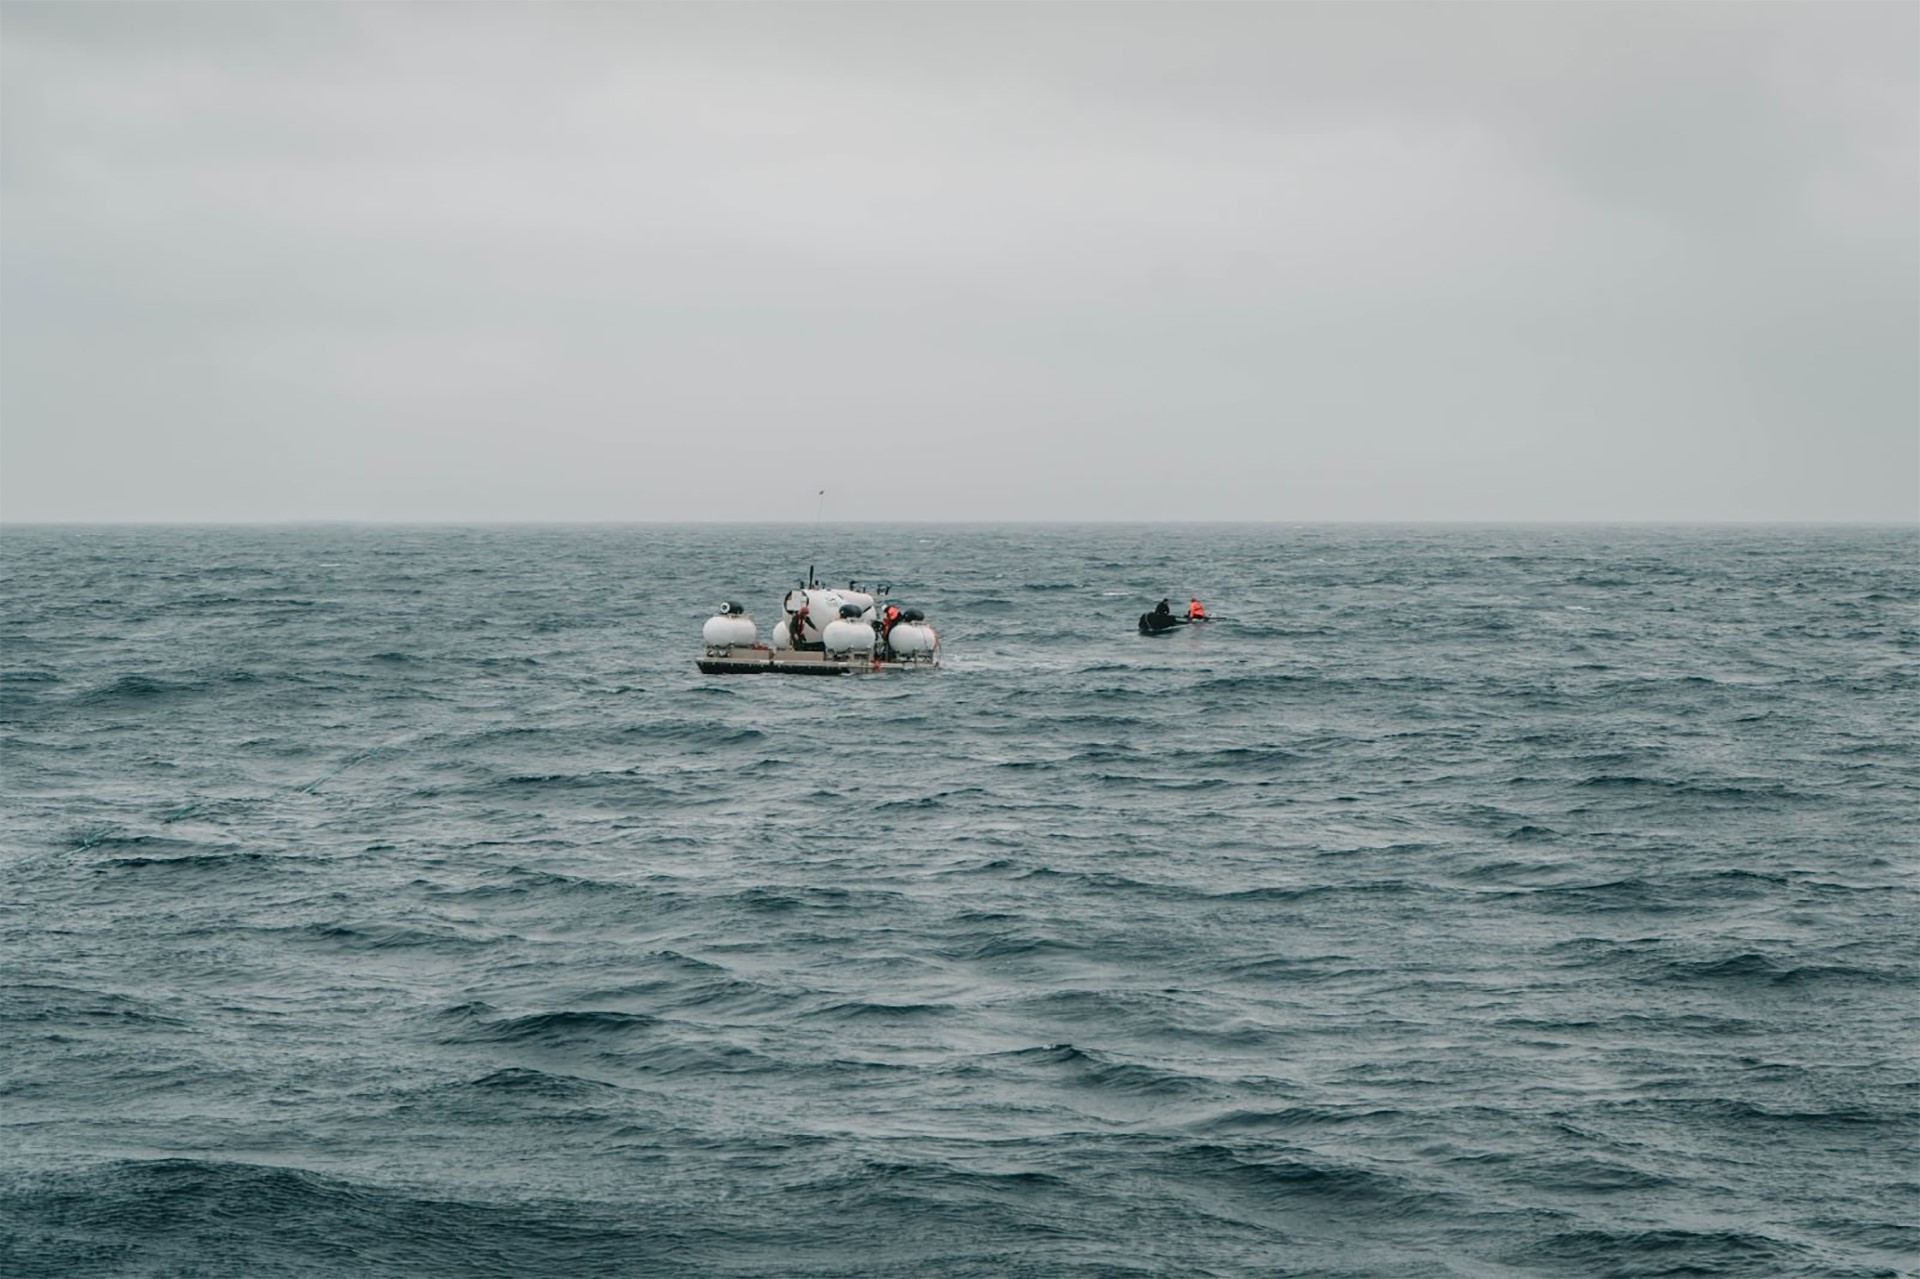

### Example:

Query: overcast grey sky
xmin=2 ymin=1 xmax=1914 ymax=522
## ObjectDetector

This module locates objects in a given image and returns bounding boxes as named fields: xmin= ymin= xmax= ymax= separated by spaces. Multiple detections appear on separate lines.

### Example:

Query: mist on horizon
xmin=3 ymin=2 xmax=1915 ymax=524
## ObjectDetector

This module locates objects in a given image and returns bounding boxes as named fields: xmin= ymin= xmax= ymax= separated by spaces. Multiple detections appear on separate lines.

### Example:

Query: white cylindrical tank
xmin=821 ymin=618 xmax=876 ymax=655
xmin=886 ymin=622 xmax=938 ymax=656
xmin=783 ymin=588 xmax=876 ymax=625
xmin=832 ymin=590 xmax=876 ymax=619
xmin=702 ymin=613 xmax=758 ymax=648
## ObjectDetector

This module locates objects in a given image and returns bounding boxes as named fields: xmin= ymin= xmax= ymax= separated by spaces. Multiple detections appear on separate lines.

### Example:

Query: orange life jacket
xmin=1188 ymin=599 xmax=1207 ymax=618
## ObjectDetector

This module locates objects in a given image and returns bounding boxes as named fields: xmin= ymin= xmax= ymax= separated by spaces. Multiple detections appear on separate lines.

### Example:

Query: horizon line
xmin=3 ymin=517 xmax=1915 ymax=529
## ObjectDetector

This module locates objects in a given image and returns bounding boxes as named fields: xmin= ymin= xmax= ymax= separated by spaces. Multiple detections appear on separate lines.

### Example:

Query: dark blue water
xmin=3 ymin=524 xmax=1916 ymax=1278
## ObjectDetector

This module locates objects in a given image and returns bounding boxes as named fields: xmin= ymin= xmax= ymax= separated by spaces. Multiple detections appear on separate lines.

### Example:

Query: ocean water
xmin=2 ymin=523 xmax=1915 ymax=1278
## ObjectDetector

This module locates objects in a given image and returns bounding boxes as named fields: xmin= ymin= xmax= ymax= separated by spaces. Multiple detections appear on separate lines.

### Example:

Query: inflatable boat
xmin=1139 ymin=598 xmax=1210 ymax=634
xmin=1139 ymin=611 xmax=1208 ymax=634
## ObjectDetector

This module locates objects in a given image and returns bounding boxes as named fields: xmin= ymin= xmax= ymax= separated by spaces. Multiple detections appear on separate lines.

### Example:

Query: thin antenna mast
xmin=813 ymin=489 xmax=825 ymax=585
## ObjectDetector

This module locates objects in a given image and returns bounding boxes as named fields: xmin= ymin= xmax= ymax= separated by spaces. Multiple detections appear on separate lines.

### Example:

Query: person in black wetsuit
xmin=788 ymin=605 xmax=810 ymax=647
xmin=1154 ymin=599 xmax=1172 ymax=618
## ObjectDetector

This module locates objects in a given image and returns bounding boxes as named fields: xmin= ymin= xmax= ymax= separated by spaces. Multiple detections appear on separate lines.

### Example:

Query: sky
xmin=1 ymin=1 xmax=1915 ymax=523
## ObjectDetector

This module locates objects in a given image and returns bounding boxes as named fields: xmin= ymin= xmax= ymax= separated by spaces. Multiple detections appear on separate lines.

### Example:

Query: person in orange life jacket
xmin=882 ymin=603 xmax=902 ymax=641
xmin=789 ymin=604 xmax=810 ymax=646
xmin=1187 ymin=597 xmax=1207 ymax=619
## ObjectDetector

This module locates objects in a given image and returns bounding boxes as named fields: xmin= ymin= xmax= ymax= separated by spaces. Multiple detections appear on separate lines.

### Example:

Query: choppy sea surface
xmin=2 ymin=523 xmax=1916 ymax=1278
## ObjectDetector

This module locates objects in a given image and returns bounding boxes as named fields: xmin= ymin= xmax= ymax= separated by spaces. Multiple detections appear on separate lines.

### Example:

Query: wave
xmin=444 ymin=1009 xmax=664 ymax=1045
xmin=1010 ymin=866 xmax=1166 ymax=894
xmin=435 ymin=1006 xmax=778 ymax=1076
xmin=717 ymin=885 xmax=910 ymax=914
xmin=1164 ymin=745 xmax=1309 ymax=770
xmin=1165 ymin=1142 xmax=1433 ymax=1213
xmin=1506 ymin=877 xmax=1700 ymax=915
xmin=290 ymin=921 xmax=500 ymax=953
xmin=1208 ymin=880 xmax=1419 ymax=905
xmin=1490 ymin=1011 xmax=1768 ymax=1039
xmin=1191 ymin=672 xmax=1335 ymax=696
xmin=67 ymin=831 xmax=232 ymax=857
xmin=1656 ymin=951 xmax=1907 ymax=988
xmin=1518 ymin=1226 xmax=1813 ymax=1275
xmin=430 ymin=866 xmax=628 ymax=902
xmin=802 ymin=999 xmax=955 ymax=1022
xmin=0 ymin=1158 xmax=688 ymax=1277
xmin=0 ymin=985 xmax=188 ymax=1029
xmin=1187 ymin=1106 xmax=1408 ymax=1135
xmin=1573 ymin=774 xmax=1820 ymax=803
xmin=974 ymin=1043 xmax=1218 ymax=1098
xmin=610 ymin=723 xmax=769 ymax=747
xmin=75 ymin=674 xmax=182 ymax=703
xmin=1491 ymin=1153 xmax=1677 ymax=1193
xmin=611 ymin=975 xmax=797 ymax=1019
xmin=1702 ymin=1099 xmax=1903 ymax=1128
xmin=452 ymin=1066 xmax=625 ymax=1099
xmin=100 ymin=849 xmax=272 ymax=871
xmin=938 ymin=931 xmax=1088 ymax=961
xmin=873 ymin=788 xmax=990 ymax=812
xmin=1210 ymin=953 xmax=1368 ymax=985
xmin=1543 ymin=940 xmax=1911 ymax=989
